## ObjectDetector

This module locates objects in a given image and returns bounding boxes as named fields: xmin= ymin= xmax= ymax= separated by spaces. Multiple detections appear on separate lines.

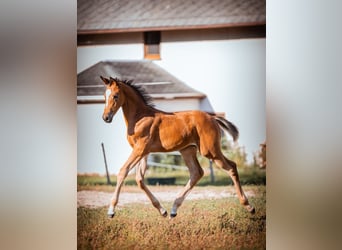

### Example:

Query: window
xmin=144 ymin=31 xmax=161 ymax=60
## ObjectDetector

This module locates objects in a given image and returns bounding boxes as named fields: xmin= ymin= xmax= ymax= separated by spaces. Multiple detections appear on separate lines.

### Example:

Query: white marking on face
xmin=105 ymin=89 xmax=111 ymax=107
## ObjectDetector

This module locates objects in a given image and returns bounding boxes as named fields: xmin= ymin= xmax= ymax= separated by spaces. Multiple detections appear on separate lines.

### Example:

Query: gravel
xmin=77 ymin=186 xmax=255 ymax=208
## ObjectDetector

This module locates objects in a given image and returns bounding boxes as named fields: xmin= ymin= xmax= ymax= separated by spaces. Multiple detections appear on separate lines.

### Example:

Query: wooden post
xmin=209 ymin=159 xmax=215 ymax=183
xmin=101 ymin=142 xmax=111 ymax=185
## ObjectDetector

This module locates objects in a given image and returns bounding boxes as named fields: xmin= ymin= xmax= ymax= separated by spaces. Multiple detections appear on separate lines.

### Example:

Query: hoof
xmin=247 ymin=205 xmax=255 ymax=214
xmin=161 ymin=211 xmax=168 ymax=217
xmin=107 ymin=212 xmax=115 ymax=218
xmin=170 ymin=213 xmax=177 ymax=219
xmin=107 ymin=206 xmax=115 ymax=218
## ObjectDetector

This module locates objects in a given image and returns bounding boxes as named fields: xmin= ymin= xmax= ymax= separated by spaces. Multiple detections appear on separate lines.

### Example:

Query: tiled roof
xmin=78 ymin=0 xmax=265 ymax=33
xmin=77 ymin=60 xmax=205 ymax=99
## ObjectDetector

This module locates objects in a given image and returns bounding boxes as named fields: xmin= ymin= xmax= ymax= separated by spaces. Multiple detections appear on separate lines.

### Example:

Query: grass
xmin=78 ymin=186 xmax=266 ymax=249
xmin=77 ymin=166 xmax=266 ymax=191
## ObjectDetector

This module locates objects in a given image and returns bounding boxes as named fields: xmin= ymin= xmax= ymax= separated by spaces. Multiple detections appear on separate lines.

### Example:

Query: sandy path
xmin=77 ymin=186 xmax=255 ymax=208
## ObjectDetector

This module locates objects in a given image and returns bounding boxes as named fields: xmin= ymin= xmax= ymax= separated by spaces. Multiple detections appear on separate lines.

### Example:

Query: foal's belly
xmin=156 ymin=117 xmax=195 ymax=151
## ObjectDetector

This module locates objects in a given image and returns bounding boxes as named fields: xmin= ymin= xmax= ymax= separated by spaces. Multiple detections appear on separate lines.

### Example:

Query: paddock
xmin=77 ymin=185 xmax=266 ymax=249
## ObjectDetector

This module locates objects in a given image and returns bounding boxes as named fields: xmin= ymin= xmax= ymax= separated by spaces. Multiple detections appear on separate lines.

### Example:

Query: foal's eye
xmin=113 ymin=94 xmax=119 ymax=101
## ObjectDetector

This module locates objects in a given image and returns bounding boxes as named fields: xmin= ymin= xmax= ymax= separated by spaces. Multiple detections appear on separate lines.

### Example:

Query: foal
xmin=100 ymin=76 xmax=255 ymax=218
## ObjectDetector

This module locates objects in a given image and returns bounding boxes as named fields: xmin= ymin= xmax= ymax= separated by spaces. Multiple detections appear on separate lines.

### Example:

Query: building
xmin=77 ymin=0 xmax=266 ymax=174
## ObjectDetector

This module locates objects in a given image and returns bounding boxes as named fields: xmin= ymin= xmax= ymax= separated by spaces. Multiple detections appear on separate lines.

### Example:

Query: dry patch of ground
xmin=77 ymin=185 xmax=256 ymax=208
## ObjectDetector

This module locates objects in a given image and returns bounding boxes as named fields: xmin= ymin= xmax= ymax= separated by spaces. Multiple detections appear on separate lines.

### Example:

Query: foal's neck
xmin=121 ymin=87 xmax=156 ymax=130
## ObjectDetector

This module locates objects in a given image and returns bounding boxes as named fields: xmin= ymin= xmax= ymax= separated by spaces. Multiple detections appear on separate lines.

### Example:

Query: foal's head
xmin=100 ymin=76 xmax=127 ymax=123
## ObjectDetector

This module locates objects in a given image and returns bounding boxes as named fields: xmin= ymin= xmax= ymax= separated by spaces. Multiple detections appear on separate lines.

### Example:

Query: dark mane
xmin=112 ymin=77 xmax=155 ymax=108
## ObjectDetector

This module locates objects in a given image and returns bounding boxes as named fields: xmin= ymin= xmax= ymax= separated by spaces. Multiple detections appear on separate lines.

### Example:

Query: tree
xmin=221 ymin=136 xmax=248 ymax=168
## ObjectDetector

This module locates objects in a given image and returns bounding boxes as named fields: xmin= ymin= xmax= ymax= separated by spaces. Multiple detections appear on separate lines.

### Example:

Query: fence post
xmin=209 ymin=159 xmax=215 ymax=183
xmin=101 ymin=142 xmax=111 ymax=185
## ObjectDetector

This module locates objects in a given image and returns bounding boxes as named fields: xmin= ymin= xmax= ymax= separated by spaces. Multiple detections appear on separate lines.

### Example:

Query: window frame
xmin=144 ymin=31 xmax=161 ymax=60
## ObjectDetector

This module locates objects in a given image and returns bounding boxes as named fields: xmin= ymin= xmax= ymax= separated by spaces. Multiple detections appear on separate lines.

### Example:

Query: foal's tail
xmin=210 ymin=113 xmax=239 ymax=142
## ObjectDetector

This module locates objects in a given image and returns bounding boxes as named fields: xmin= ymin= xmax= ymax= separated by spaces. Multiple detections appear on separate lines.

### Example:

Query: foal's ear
xmin=100 ymin=76 xmax=110 ymax=85
xmin=109 ymin=77 xmax=118 ymax=83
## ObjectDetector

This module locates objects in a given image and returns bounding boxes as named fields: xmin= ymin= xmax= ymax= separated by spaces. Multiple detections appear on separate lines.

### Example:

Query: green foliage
xmin=78 ymin=166 xmax=265 ymax=192
xmin=151 ymin=153 xmax=185 ymax=166
xmin=78 ymin=186 xmax=266 ymax=249
xmin=221 ymin=136 xmax=249 ymax=168
xmin=77 ymin=174 xmax=136 ymax=187
xmin=77 ymin=166 xmax=265 ymax=191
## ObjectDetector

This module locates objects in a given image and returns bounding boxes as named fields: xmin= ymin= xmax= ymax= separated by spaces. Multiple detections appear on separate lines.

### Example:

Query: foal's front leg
xmin=135 ymin=156 xmax=168 ymax=217
xmin=107 ymin=152 xmax=142 ymax=218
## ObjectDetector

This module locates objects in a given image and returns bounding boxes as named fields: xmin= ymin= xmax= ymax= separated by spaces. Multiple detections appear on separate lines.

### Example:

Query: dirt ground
xmin=77 ymin=185 xmax=256 ymax=208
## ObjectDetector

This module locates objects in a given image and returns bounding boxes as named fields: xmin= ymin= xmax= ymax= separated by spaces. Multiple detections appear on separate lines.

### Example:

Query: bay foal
xmin=101 ymin=76 xmax=255 ymax=218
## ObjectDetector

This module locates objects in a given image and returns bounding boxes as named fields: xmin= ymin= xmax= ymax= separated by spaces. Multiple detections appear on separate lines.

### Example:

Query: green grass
xmin=78 ymin=166 xmax=265 ymax=190
xmin=78 ymin=186 xmax=266 ymax=249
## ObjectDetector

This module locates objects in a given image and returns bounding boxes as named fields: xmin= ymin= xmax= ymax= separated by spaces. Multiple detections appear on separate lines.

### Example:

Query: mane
xmin=112 ymin=77 xmax=155 ymax=108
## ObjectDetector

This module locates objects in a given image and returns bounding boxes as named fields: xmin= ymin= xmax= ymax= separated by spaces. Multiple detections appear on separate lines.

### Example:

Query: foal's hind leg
xmin=136 ymin=156 xmax=168 ymax=217
xmin=214 ymin=155 xmax=255 ymax=213
xmin=170 ymin=146 xmax=204 ymax=218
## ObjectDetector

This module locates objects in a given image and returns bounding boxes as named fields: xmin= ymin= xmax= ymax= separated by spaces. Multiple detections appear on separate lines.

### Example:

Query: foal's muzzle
xmin=102 ymin=112 xmax=114 ymax=123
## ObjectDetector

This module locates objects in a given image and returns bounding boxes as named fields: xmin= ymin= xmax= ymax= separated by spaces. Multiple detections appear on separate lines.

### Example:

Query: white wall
xmin=77 ymin=37 xmax=265 ymax=173
xmin=77 ymin=44 xmax=142 ymax=73
xmin=154 ymin=98 xmax=200 ymax=112
xmin=77 ymin=104 xmax=128 ymax=174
